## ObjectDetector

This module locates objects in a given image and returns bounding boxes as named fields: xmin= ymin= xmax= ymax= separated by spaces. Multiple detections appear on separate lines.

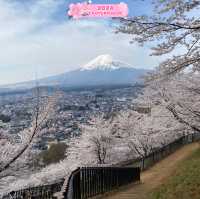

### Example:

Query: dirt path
xmin=102 ymin=143 xmax=199 ymax=199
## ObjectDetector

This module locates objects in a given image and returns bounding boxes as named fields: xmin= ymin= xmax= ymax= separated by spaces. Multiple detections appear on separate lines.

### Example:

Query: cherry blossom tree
xmin=0 ymin=88 xmax=60 ymax=181
xmin=78 ymin=115 xmax=113 ymax=164
xmin=118 ymin=0 xmax=200 ymax=134
xmin=134 ymin=72 xmax=200 ymax=134
xmin=118 ymin=0 xmax=200 ymax=77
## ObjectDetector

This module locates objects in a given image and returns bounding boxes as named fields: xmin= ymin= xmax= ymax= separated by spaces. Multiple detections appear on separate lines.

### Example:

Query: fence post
xmin=76 ymin=167 xmax=81 ymax=199
xmin=142 ymin=158 xmax=145 ymax=170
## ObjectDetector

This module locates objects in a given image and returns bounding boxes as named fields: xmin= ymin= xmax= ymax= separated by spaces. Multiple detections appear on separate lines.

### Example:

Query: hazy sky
xmin=0 ymin=0 xmax=161 ymax=85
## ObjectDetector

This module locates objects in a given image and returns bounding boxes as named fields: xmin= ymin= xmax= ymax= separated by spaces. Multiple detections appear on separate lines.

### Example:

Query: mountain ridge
xmin=0 ymin=55 xmax=150 ymax=90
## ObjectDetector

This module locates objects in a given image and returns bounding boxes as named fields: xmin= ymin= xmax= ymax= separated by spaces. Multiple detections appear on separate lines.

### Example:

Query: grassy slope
xmin=151 ymin=146 xmax=200 ymax=199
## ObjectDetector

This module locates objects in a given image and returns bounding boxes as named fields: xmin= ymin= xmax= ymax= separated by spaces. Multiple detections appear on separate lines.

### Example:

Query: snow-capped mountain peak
xmin=0 ymin=54 xmax=149 ymax=91
xmin=80 ymin=54 xmax=132 ymax=71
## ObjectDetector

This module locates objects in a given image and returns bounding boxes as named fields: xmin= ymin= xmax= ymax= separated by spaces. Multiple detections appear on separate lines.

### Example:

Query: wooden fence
xmin=64 ymin=167 xmax=140 ymax=199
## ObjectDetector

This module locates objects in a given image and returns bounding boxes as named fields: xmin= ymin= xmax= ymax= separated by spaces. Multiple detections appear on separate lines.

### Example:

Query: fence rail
xmin=64 ymin=132 xmax=200 ymax=199
xmin=120 ymin=132 xmax=200 ymax=171
xmin=64 ymin=167 xmax=140 ymax=199
xmin=2 ymin=179 xmax=64 ymax=199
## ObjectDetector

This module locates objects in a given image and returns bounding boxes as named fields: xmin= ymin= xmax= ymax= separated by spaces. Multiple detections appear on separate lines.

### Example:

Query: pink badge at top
xmin=68 ymin=2 xmax=128 ymax=19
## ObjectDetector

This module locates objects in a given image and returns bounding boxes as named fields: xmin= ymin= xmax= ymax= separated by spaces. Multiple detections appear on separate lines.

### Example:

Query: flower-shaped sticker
xmin=68 ymin=3 xmax=82 ymax=19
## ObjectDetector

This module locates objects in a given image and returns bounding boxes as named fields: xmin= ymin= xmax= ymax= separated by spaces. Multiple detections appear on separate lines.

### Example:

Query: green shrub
xmin=39 ymin=142 xmax=67 ymax=166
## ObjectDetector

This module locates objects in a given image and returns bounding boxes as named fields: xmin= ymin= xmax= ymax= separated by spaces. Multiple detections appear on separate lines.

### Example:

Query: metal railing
xmin=64 ymin=132 xmax=200 ymax=199
xmin=118 ymin=133 xmax=200 ymax=170
xmin=64 ymin=167 xmax=140 ymax=199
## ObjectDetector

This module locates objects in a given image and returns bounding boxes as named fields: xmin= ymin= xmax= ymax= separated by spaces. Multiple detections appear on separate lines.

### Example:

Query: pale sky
xmin=0 ymin=0 xmax=161 ymax=85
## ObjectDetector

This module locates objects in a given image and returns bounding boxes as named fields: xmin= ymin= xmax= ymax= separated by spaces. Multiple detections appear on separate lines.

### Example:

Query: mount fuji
xmin=1 ymin=55 xmax=150 ymax=91
xmin=80 ymin=54 xmax=131 ymax=71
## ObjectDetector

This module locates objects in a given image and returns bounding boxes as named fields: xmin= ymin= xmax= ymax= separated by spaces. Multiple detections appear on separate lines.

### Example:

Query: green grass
xmin=151 ymin=147 xmax=200 ymax=199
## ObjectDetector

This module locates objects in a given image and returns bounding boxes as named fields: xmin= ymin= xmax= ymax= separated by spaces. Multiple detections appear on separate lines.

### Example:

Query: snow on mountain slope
xmin=81 ymin=54 xmax=132 ymax=71
xmin=0 ymin=55 xmax=149 ymax=91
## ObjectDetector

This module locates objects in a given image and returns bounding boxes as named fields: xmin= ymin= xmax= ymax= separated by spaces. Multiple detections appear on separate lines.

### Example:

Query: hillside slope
xmin=104 ymin=143 xmax=199 ymax=199
xmin=151 ymin=144 xmax=200 ymax=199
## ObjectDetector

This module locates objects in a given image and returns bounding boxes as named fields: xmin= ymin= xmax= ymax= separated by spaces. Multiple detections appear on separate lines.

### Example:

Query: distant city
xmin=0 ymin=84 xmax=143 ymax=151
